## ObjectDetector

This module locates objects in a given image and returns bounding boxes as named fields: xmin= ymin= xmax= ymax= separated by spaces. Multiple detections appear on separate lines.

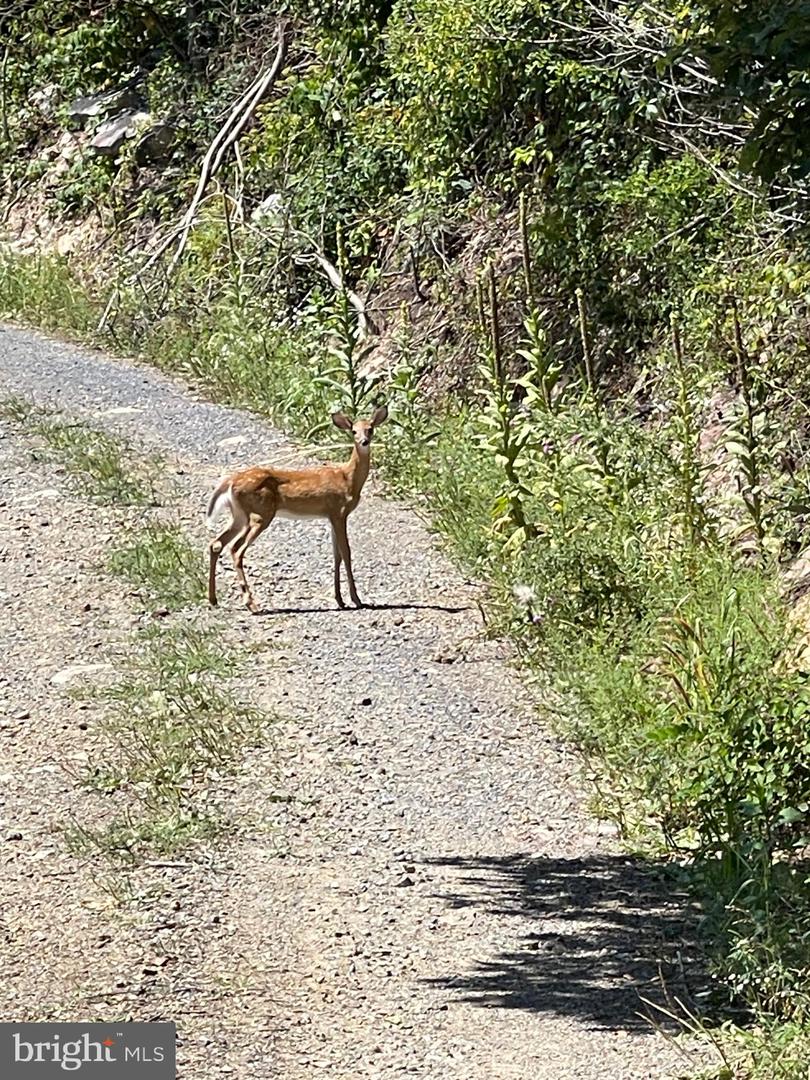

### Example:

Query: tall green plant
xmin=473 ymin=262 xmax=533 ymax=546
xmin=670 ymin=312 xmax=713 ymax=559
xmin=307 ymin=226 xmax=381 ymax=436
xmin=727 ymin=298 xmax=768 ymax=557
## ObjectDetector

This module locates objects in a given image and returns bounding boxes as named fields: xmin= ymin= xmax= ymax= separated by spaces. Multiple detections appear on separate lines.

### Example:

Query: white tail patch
xmin=206 ymin=482 xmax=233 ymax=523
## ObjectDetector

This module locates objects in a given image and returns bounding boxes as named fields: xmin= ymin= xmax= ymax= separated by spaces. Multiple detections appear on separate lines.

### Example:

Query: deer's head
xmin=332 ymin=405 xmax=388 ymax=452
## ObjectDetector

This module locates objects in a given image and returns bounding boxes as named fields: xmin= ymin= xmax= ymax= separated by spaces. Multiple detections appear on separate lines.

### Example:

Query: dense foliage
xmin=4 ymin=1 xmax=810 ymax=1073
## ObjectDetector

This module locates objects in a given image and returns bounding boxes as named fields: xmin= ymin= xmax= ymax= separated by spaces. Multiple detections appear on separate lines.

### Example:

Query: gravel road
xmin=0 ymin=323 xmax=707 ymax=1078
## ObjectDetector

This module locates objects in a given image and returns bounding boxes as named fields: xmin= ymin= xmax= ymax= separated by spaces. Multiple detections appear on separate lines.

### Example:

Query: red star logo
xmin=102 ymin=1039 xmax=115 ymax=1048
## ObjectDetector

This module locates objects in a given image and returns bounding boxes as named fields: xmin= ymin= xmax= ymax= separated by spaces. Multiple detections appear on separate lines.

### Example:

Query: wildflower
xmin=513 ymin=583 xmax=543 ymax=626
xmin=513 ymin=583 xmax=536 ymax=608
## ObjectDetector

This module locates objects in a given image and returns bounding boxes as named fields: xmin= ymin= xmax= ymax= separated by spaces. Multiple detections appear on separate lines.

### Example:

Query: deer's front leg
xmin=332 ymin=513 xmax=362 ymax=608
xmin=330 ymin=521 xmax=345 ymax=609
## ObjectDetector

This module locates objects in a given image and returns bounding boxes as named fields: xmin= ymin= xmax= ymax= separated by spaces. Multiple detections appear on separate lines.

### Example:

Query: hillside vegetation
xmin=3 ymin=2 xmax=810 ymax=1073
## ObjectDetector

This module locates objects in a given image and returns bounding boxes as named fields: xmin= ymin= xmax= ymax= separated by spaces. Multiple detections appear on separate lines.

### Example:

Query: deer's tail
xmin=206 ymin=477 xmax=233 ymax=523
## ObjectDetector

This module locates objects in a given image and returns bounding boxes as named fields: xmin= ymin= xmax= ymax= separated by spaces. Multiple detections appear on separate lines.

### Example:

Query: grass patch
xmin=68 ymin=621 xmax=269 ymax=864
xmin=36 ymin=421 xmax=158 ymax=505
xmin=0 ymin=250 xmax=99 ymax=337
xmin=703 ymin=1020 xmax=810 ymax=1079
xmin=108 ymin=520 xmax=207 ymax=607
xmin=1 ymin=394 xmax=159 ymax=505
xmin=0 ymin=394 xmax=37 ymax=424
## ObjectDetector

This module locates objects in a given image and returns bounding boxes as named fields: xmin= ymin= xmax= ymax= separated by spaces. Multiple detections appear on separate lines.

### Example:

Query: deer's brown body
xmin=207 ymin=406 xmax=387 ymax=612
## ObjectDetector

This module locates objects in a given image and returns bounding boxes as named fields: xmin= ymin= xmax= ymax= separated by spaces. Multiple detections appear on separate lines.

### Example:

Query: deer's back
xmin=231 ymin=464 xmax=352 ymax=519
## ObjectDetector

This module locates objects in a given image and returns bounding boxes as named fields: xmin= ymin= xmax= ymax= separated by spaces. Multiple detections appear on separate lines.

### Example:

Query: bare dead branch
xmin=135 ymin=20 xmax=290 ymax=284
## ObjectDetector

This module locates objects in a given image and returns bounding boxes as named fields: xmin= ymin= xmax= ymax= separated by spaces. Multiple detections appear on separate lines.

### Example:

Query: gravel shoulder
xmin=0 ymin=323 xmax=707 ymax=1078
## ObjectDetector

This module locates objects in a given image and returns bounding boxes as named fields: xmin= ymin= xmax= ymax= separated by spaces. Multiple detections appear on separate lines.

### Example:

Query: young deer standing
xmin=206 ymin=405 xmax=388 ymax=613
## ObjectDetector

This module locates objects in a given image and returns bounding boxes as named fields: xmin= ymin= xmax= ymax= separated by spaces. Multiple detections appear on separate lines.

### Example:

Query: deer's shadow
xmin=252 ymin=601 xmax=470 ymax=616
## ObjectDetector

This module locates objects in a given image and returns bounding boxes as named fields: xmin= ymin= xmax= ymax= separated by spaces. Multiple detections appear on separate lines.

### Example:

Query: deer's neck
xmin=345 ymin=446 xmax=371 ymax=501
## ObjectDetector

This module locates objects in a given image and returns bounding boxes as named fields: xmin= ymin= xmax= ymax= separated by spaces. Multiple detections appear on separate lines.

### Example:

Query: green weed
xmin=704 ymin=1019 xmax=810 ymax=1079
xmin=35 ymin=421 xmax=159 ymax=505
xmin=1 ymin=395 xmax=159 ymax=505
xmin=108 ymin=521 xmax=207 ymax=607
xmin=0 ymin=394 xmax=37 ymax=424
xmin=0 ymin=249 xmax=99 ymax=336
xmin=70 ymin=620 xmax=268 ymax=864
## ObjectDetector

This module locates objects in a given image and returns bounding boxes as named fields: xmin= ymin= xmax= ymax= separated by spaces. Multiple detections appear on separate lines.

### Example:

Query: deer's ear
xmin=331 ymin=411 xmax=353 ymax=431
xmin=371 ymin=404 xmax=388 ymax=427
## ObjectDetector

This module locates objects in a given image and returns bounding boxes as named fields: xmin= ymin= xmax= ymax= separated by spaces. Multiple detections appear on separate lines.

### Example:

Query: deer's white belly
xmin=276 ymin=508 xmax=329 ymax=521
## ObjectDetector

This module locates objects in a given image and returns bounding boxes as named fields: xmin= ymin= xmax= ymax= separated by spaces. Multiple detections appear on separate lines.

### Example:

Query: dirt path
xmin=0 ymin=324 xmax=706 ymax=1078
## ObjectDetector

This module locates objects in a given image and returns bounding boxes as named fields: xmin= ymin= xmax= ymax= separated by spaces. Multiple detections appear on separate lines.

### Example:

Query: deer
xmin=206 ymin=405 xmax=388 ymax=613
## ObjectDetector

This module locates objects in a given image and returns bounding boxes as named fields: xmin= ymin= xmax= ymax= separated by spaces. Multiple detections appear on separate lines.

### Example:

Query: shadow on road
xmin=422 ymin=852 xmax=708 ymax=1033
xmin=253 ymin=602 xmax=471 ymax=616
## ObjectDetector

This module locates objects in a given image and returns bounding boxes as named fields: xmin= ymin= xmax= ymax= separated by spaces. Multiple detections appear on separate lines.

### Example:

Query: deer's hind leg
xmin=232 ymin=512 xmax=274 ymax=613
xmin=208 ymin=515 xmax=249 ymax=607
